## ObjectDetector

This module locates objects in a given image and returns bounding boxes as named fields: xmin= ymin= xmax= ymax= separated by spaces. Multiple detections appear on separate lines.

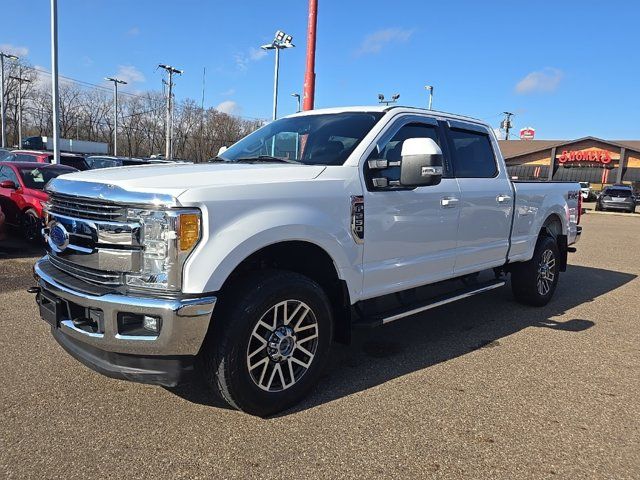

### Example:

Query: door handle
xmin=440 ymin=196 xmax=459 ymax=208
xmin=496 ymin=194 xmax=511 ymax=203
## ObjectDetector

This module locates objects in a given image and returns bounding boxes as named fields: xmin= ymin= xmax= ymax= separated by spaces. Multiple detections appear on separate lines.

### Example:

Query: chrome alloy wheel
xmin=536 ymin=248 xmax=556 ymax=296
xmin=246 ymin=300 xmax=319 ymax=392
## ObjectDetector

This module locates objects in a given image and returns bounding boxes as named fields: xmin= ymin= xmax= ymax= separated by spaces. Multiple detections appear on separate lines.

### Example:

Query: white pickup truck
xmin=33 ymin=106 xmax=582 ymax=416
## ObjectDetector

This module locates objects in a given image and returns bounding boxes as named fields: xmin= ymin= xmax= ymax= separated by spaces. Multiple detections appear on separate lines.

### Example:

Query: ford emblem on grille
xmin=48 ymin=222 xmax=70 ymax=252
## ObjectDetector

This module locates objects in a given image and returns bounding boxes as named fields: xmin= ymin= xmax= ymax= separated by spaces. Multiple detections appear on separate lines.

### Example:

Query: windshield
xmin=19 ymin=166 xmax=72 ymax=190
xmin=604 ymin=188 xmax=632 ymax=197
xmin=218 ymin=112 xmax=384 ymax=166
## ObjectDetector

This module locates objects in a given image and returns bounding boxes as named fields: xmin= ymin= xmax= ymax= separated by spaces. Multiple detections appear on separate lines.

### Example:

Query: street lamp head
xmin=291 ymin=93 xmax=300 ymax=98
xmin=275 ymin=30 xmax=293 ymax=45
xmin=1 ymin=52 xmax=19 ymax=60
xmin=378 ymin=94 xmax=385 ymax=101
xmin=391 ymin=94 xmax=400 ymax=101
xmin=424 ymin=85 xmax=433 ymax=91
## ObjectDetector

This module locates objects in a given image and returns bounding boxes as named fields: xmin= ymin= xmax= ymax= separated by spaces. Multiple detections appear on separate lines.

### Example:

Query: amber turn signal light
xmin=179 ymin=213 xmax=200 ymax=251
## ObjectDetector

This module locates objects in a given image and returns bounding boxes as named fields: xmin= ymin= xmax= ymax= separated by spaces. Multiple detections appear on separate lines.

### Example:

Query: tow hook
xmin=27 ymin=286 xmax=41 ymax=294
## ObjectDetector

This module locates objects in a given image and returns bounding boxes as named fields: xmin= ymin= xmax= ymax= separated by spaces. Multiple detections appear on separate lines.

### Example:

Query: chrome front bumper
xmin=34 ymin=257 xmax=216 ymax=356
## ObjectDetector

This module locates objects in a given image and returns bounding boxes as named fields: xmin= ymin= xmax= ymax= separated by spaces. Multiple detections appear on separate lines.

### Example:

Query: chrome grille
xmin=49 ymin=254 xmax=123 ymax=287
xmin=48 ymin=193 xmax=127 ymax=222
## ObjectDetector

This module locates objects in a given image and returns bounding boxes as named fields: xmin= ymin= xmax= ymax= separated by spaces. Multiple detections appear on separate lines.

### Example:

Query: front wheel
xmin=511 ymin=235 xmax=560 ymax=307
xmin=21 ymin=209 xmax=41 ymax=242
xmin=201 ymin=270 xmax=333 ymax=416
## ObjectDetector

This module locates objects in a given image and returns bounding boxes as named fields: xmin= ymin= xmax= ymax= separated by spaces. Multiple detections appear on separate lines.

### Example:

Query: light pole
xmin=0 ymin=51 xmax=19 ymax=148
xmin=424 ymin=85 xmax=434 ymax=110
xmin=158 ymin=64 xmax=182 ymax=160
xmin=261 ymin=30 xmax=295 ymax=121
xmin=9 ymin=75 xmax=31 ymax=147
xmin=105 ymin=77 xmax=127 ymax=156
xmin=377 ymin=93 xmax=400 ymax=106
xmin=291 ymin=93 xmax=301 ymax=112
xmin=50 ymin=0 xmax=60 ymax=163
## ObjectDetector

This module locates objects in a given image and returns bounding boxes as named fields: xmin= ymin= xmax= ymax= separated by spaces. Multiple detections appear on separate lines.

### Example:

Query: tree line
xmin=1 ymin=60 xmax=263 ymax=161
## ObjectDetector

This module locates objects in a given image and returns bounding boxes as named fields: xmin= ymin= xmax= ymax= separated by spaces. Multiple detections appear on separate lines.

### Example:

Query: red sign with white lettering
xmin=558 ymin=149 xmax=612 ymax=164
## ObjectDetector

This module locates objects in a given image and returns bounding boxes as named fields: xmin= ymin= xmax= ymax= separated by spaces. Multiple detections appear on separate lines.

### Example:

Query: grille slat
xmin=48 ymin=193 xmax=126 ymax=222
xmin=49 ymin=254 xmax=123 ymax=287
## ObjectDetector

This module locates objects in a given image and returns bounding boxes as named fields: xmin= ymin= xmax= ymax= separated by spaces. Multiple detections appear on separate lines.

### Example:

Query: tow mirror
xmin=399 ymin=137 xmax=443 ymax=187
xmin=217 ymin=146 xmax=228 ymax=156
xmin=0 ymin=180 xmax=18 ymax=189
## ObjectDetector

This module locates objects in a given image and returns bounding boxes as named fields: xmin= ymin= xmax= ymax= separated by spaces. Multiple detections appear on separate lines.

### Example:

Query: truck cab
xmin=33 ymin=106 xmax=582 ymax=416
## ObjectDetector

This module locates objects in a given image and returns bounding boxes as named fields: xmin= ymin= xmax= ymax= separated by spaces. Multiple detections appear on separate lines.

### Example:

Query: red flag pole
xmin=302 ymin=0 xmax=317 ymax=111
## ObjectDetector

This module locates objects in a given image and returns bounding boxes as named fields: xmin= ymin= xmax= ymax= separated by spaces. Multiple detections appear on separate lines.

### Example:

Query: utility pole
xmin=8 ymin=75 xmax=30 ymax=148
xmin=0 ymin=51 xmax=19 ymax=148
xmin=105 ymin=77 xmax=127 ymax=156
xmin=261 ymin=31 xmax=295 ymax=121
xmin=158 ymin=64 xmax=182 ymax=160
xmin=424 ymin=85 xmax=434 ymax=110
xmin=302 ymin=0 xmax=318 ymax=111
xmin=501 ymin=112 xmax=514 ymax=140
xmin=50 ymin=0 xmax=60 ymax=164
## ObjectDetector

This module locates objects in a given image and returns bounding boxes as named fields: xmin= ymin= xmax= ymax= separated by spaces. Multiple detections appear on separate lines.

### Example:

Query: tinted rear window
xmin=604 ymin=189 xmax=632 ymax=197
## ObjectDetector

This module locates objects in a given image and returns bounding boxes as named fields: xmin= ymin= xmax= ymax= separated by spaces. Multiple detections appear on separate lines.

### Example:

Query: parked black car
xmin=595 ymin=185 xmax=636 ymax=213
xmin=85 ymin=156 xmax=149 ymax=169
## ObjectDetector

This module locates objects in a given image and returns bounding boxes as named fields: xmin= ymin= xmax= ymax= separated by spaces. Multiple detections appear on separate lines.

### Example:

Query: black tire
xmin=511 ymin=235 xmax=560 ymax=307
xmin=21 ymin=208 xmax=41 ymax=242
xmin=595 ymin=203 xmax=601 ymax=211
xmin=200 ymin=270 xmax=333 ymax=417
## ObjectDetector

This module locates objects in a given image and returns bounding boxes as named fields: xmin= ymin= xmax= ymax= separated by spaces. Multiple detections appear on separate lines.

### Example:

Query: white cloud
xmin=515 ymin=68 xmax=563 ymax=94
xmin=0 ymin=43 xmax=29 ymax=57
xmin=216 ymin=100 xmax=239 ymax=115
xmin=355 ymin=28 xmax=414 ymax=56
xmin=115 ymin=65 xmax=145 ymax=84
xmin=127 ymin=26 xmax=140 ymax=36
xmin=235 ymin=47 xmax=268 ymax=71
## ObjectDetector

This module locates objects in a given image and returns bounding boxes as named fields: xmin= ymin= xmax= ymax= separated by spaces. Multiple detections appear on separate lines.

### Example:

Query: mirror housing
xmin=0 ymin=180 xmax=17 ymax=189
xmin=399 ymin=138 xmax=443 ymax=187
xmin=217 ymin=146 xmax=228 ymax=156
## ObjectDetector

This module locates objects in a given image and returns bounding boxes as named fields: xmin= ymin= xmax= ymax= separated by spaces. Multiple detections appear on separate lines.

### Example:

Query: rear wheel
xmin=201 ymin=270 xmax=333 ymax=417
xmin=511 ymin=235 xmax=560 ymax=307
xmin=21 ymin=209 xmax=41 ymax=242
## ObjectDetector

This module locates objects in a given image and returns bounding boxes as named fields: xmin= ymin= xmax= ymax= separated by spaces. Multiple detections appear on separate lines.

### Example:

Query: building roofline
xmin=501 ymin=136 xmax=640 ymax=159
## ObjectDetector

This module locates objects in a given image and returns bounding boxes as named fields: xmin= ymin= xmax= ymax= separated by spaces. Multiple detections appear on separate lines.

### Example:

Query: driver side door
xmin=360 ymin=116 xmax=461 ymax=299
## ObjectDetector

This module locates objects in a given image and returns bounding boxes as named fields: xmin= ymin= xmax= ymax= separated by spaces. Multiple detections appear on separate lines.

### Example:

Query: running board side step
xmin=358 ymin=280 xmax=506 ymax=327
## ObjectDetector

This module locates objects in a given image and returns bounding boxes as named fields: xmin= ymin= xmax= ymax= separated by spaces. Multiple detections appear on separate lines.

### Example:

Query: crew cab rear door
xmin=360 ymin=115 xmax=461 ymax=299
xmin=445 ymin=120 xmax=514 ymax=275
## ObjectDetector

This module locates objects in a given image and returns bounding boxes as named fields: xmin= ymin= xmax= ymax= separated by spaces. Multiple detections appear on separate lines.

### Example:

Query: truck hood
xmin=57 ymin=163 xmax=327 ymax=197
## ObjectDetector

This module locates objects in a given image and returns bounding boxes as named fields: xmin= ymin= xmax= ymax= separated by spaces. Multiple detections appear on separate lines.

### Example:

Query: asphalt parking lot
xmin=1 ymin=211 xmax=639 ymax=480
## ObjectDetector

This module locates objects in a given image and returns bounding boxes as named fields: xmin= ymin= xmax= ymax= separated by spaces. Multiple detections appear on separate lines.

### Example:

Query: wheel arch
xmin=216 ymin=240 xmax=353 ymax=344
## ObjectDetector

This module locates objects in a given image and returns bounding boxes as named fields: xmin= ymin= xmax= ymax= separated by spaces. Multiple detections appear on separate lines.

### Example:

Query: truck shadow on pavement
xmin=168 ymin=264 xmax=636 ymax=416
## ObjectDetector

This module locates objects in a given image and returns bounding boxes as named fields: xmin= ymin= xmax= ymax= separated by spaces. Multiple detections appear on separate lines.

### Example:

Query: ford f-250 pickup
xmin=32 ymin=106 xmax=582 ymax=416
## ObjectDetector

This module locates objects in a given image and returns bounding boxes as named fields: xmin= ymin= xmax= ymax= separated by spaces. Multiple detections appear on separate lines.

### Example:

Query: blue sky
xmin=2 ymin=0 xmax=639 ymax=139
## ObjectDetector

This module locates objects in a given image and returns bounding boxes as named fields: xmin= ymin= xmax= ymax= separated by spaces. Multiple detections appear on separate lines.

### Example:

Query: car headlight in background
xmin=125 ymin=208 xmax=201 ymax=291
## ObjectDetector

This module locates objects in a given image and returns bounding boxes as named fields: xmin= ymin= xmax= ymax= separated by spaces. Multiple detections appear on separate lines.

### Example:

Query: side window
xmin=0 ymin=166 xmax=19 ymax=184
xmin=448 ymin=128 xmax=497 ymax=178
xmin=366 ymin=123 xmax=442 ymax=189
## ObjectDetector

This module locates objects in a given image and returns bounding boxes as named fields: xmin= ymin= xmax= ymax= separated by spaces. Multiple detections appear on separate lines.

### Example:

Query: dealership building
xmin=498 ymin=137 xmax=640 ymax=191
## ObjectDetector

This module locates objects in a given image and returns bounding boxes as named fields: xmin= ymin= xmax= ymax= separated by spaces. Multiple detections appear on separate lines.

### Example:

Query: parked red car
xmin=5 ymin=149 xmax=90 ymax=170
xmin=0 ymin=162 xmax=76 ymax=241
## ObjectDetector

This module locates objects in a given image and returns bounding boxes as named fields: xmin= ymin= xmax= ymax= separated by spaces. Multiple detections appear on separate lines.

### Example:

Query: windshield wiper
xmin=234 ymin=155 xmax=302 ymax=165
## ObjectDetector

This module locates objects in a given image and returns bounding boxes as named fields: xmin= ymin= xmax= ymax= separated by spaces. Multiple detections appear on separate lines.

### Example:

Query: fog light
xmin=143 ymin=315 xmax=161 ymax=333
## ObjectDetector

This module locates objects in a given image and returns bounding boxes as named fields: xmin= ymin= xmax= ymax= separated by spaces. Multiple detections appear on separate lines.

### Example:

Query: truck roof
xmin=287 ymin=105 xmax=488 ymax=126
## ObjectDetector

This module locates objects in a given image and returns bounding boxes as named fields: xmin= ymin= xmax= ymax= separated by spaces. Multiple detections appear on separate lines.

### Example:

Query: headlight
xmin=125 ymin=208 xmax=201 ymax=291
